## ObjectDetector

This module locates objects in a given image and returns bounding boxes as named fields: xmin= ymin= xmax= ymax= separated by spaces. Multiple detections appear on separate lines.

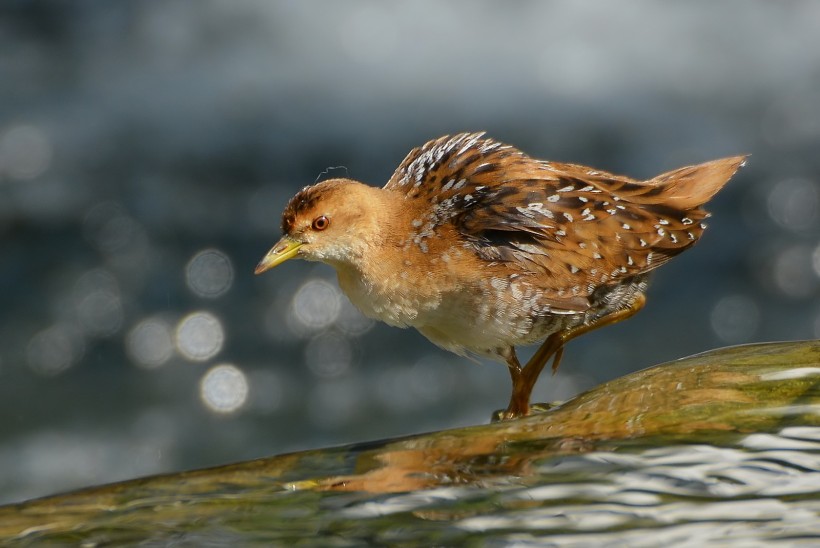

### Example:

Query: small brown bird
xmin=256 ymin=133 xmax=745 ymax=419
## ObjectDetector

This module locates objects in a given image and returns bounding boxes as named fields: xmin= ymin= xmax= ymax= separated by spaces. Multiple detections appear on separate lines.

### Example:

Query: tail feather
xmin=646 ymin=155 xmax=748 ymax=210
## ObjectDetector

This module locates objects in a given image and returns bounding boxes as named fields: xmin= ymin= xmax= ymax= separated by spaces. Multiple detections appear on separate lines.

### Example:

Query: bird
xmin=255 ymin=132 xmax=745 ymax=420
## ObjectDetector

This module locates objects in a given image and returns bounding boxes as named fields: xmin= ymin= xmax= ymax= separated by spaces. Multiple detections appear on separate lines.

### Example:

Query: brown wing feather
xmin=385 ymin=133 xmax=744 ymax=311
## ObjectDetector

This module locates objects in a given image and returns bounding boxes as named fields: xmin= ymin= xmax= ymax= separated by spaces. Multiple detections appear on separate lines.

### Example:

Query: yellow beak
xmin=254 ymin=237 xmax=303 ymax=274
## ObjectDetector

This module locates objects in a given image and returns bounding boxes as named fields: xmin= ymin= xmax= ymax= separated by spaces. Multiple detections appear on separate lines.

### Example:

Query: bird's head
xmin=255 ymin=178 xmax=391 ymax=274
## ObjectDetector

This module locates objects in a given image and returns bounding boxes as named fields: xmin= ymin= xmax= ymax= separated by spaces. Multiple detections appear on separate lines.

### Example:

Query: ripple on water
xmin=333 ymin=426 xmax=820 ymax=545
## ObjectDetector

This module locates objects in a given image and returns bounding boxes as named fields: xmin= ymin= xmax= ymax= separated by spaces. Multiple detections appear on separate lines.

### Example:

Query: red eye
xmin=312 ymin=215 xmax=329 ymax=231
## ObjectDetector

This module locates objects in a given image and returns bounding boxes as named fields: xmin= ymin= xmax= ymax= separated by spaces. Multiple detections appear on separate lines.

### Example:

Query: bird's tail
xmin=643 ymin=155 xmax=748 ymax=210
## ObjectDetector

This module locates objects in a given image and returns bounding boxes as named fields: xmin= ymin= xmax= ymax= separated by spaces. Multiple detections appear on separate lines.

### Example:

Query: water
xmin=451 ymin=431 xmax=820 ymax=545
xmin=2 ymin=428 xmax=817 ymax=546
xmin=1 ymin=341 xmax=818 ymax=545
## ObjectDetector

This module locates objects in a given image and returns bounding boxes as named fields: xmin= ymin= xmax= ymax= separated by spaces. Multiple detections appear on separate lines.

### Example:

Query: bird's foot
xmin=489 ymin=401 xmax=561 ymax=423
xmin=530 ymin=401 xmax=561 ymax=413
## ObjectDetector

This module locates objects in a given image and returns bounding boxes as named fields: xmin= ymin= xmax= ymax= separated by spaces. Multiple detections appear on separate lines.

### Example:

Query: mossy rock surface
xmin=2 ymin=341 xmax=819 ymax=545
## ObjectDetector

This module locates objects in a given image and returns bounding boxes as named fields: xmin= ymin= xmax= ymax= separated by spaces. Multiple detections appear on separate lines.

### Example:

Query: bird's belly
xmin=337 ymin=265 xmax=576 ymax=361
xmin=415 ymin=296 xmax=568 ymax=361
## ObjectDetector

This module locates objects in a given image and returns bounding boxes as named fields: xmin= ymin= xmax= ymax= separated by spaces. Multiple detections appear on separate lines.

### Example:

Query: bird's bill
xmin=254 ymin=237 xmax=303 ymax=274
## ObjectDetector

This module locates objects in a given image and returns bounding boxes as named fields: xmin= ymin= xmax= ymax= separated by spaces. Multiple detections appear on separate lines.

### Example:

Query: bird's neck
xmin=329 ymin=189 xmax=426 ymax=325
xmin=323 ymin=187 xmax=405 ymax=271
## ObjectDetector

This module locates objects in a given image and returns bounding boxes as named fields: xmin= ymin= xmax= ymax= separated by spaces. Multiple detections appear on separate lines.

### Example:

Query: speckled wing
xmin=385 ymin=133 xmax=744 ymax=311
xmin=384 ymin=132 xmax=552 ymax=232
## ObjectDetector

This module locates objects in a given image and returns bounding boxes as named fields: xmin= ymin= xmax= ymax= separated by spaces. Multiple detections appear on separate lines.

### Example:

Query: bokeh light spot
xmin=710 ymin=295 xmax=760 ymax=344
xmin=200 ymin=364 xmax=248 ymax=414
xmin=185 ymin=248 xmax=234 ymax=298
xmin=74 ymin=269 xmax=123 ymax=337
xmin=77 ymin=291 xmax=123 ymax=337
xmin=767 ymin=178 xmax=819 ymax=232
xmin=175 ymin=311 xmax=224 ymax=361
xmin=335 ymin=298 xmax=375 ymax=336
xmin=772 ymin=245 xmax=818 ymax=298
xmin=289 ymin=279 xmax=341 ymax=332
xmin=0 ymin=124 xmax=53 ymax=180
xmin=126 ymin=317 xmax=174 ymax=369
xmin=26 ymin=324 xmax=84 ymax=377
xmin=82 ymin=202 xmax=145 ymax=255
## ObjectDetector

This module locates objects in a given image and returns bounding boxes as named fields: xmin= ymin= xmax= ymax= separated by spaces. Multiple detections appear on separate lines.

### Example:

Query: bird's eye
xmin=311 ymin=215 xmax=329 ymax=231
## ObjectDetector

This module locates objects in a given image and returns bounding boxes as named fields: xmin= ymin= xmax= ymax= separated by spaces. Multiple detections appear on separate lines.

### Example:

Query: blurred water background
xmin=1 ymin=1 xmax=819 ymax=504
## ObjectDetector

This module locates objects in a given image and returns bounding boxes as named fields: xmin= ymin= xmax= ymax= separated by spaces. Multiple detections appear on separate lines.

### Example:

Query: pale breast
xmin=338 ymin=258 xmax=579 ymax=361
xmin=334 ymin=242 xmax=634 ymax=363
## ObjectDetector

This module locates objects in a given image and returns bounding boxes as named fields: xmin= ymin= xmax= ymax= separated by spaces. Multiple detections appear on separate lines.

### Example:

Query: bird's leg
xmin=500 ymin=334 xmax=562 ymax=420
xmin=497 ymin=350 xmax=528 ymax=421
xmin=547 ymin=293 xmax=647 ymax=372
xmin=501 ymin=294 xmax=647 ymax=420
